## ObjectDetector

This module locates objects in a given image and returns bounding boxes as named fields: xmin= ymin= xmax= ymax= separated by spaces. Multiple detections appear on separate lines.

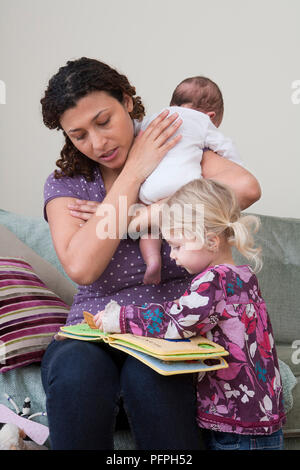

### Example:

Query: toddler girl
xmin=94 ymin=178 xmax=285 ymax=450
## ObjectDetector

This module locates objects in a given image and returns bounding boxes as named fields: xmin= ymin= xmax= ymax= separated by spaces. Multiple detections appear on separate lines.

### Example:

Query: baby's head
xmin=161 ymin=179 xmax=262 ymax=273
xmin=170 ymin=76 xmax=224 ymax=127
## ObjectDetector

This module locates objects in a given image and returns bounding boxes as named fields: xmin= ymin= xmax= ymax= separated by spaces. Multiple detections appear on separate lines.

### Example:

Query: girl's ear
xmin=206 ymin=233 xmax=220 ymax=252
xmin=123 ymin=94 xmax=134 ymax=113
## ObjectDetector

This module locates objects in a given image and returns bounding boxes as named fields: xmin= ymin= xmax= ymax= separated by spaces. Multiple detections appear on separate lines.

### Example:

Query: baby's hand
xmin=93 ymin=310 xmax=105 ymax=329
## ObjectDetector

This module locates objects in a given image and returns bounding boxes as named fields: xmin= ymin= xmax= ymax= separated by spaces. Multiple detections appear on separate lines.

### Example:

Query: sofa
xmin=0 ymin=208 xmax=299 ymax=450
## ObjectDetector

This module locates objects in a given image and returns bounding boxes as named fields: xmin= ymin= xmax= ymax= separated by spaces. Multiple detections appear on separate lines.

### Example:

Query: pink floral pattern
xmin=119 ymin=264 xmax=286 ymax=435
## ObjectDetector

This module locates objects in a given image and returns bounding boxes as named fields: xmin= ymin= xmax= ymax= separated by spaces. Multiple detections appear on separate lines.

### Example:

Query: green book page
xmin=60 ymin=323 xmax=107 ymax=339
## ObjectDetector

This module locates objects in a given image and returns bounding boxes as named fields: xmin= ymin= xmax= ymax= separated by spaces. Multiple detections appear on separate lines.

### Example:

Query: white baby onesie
xmin=134 ymin=106 xmax=243 ymax=205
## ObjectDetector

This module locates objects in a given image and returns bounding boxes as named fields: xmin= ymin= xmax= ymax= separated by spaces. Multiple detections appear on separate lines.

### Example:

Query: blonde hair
xmin=161 ymin=179 xmax=262 ymax=272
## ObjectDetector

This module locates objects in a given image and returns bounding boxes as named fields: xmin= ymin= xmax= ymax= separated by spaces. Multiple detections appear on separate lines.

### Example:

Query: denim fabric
xmin=203 ymin=428 xmax=284 ymax=450
xmin=41 ymin=339 xmax=201 ymax=450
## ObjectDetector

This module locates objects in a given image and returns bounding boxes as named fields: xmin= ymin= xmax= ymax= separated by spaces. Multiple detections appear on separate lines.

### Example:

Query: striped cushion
xmin=0 ymin=257 xmax=69 ymax=372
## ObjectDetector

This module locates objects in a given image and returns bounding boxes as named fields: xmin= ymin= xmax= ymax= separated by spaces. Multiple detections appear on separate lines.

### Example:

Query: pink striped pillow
xmin=0 ymin=257 xmax=70 ymax=372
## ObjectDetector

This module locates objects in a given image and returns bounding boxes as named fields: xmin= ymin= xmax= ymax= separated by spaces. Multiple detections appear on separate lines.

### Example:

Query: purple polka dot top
xmin=44 ymin=167 xmax=192 ymax=325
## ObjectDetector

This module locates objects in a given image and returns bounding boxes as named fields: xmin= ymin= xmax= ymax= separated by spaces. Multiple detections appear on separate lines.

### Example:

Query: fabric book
xmin=57 ymin=311 xmax=229 ymax=375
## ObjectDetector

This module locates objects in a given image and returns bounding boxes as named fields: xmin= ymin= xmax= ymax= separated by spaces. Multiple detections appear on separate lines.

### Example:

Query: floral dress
xmin=107 ymin=264 xmax=286 ymax=435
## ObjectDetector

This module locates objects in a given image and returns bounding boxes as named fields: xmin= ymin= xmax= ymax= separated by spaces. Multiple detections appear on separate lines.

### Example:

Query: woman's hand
xmin=68 ymin=199 xmax=100 ymax=225
xmin=124 ymin=110 xmax=182 ymax=184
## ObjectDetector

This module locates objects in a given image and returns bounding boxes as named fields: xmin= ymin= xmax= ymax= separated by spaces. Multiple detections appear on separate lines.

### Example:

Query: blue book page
xmin=110 ymin=343 xmax=228 ymax=376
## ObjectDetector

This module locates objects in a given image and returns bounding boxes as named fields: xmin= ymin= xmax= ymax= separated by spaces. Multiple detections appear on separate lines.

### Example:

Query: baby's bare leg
xmin=139 ymin=235 xmax=162 ymax=285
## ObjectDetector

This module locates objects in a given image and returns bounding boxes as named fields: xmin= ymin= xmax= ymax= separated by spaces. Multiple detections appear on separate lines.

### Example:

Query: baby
xmin=135 ymin=76 xmax=243 ymax=285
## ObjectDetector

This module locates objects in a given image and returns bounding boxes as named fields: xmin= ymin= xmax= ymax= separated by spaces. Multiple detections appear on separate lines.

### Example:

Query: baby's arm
xmin=95 ymin=270 xmax=223 ymax=339
xmin=127 ymin=197 xmax=169 ymax=235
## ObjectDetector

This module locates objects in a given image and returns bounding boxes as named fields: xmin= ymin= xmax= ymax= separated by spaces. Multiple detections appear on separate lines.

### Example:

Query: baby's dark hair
xmin=170 ymin=76 xmax=224 ymax=127
xmin=41 ymin=57 xmax=145 ymax=180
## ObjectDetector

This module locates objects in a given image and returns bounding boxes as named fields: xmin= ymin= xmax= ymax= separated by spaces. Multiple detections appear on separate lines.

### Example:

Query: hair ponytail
xmin=227 ymin=215 xmax=262 ymax=272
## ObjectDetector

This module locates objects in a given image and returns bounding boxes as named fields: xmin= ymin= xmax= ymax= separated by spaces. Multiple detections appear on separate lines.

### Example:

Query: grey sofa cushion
xmin=0 ymin=224 xmax=77 ymax=306
xmin=233 ymin=213 xmax=300 ymax=344
xmin=0 ymin=209 xmax=75 ymax=285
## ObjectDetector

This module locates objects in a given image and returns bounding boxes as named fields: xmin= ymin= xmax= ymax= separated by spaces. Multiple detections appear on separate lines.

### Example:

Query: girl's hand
xmin=125 ymin=110 xmax=182 ymax=184
xmin=93 ymin=310 xmax=105 ymax=329
xmin=68 ymin=199 xmax=100 ymax=225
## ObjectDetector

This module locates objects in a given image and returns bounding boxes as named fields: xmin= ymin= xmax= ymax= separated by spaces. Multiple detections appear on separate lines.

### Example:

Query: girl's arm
xmin=201 ymin=150 xmax=261 ymax=210
xmin=95 ymin=270 xmax=223 ymax=339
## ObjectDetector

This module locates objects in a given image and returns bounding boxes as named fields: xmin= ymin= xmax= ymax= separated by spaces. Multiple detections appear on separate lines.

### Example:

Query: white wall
xmin=0 ymin=0 xmax=299 ymax=218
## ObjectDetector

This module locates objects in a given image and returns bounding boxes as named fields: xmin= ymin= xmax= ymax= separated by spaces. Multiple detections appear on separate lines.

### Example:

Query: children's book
xmin=108 ymin=343 xmax=228 ymax=376
xmin=57 ymin=311 xmax=229 ymax=376
xmin=106 ymin=333 xmax=229 ymax=361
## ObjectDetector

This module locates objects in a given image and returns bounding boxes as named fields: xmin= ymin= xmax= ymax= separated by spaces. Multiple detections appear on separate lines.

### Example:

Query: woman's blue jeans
xmin=41 ymin=338 xmax=202 ymax=450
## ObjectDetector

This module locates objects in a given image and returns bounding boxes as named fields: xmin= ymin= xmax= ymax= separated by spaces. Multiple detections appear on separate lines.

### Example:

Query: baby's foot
xmin=143 ymin=256 xmax=162 ymax=285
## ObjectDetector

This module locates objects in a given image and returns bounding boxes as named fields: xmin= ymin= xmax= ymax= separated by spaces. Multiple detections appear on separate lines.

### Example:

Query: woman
xmin=40 ymin=57 xmax=261 ymax=450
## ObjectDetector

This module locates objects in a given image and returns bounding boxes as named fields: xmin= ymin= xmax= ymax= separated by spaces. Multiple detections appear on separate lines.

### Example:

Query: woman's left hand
xmin=68 ymin=199 xmax=100 ymax=225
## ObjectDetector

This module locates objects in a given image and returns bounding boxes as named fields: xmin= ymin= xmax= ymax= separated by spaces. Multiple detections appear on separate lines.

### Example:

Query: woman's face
xmin=60 ymin=91 xmax=135 ymax=172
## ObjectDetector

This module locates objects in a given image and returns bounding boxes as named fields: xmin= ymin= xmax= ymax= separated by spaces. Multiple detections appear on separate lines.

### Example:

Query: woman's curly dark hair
xmin=41 ymin=57 xmax=145 ymax=180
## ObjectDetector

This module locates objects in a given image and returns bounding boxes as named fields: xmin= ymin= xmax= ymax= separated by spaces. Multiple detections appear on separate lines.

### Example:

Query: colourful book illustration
xmin=58 ymin=311 xmax=229 ymax=375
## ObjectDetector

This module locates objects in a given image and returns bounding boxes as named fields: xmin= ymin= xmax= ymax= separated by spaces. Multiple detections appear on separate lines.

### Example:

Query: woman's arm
xmin=46 ymin=171 xmax=141 ymax=286
xmin=46 ymin=111 xmax=182 ymax=285
xmin=127 ymin=151 xmax=261 ymax=234
xmin=201 ymin=150 xmax=261 ymax=210
xmin=66 ymin=151 xmax=261 ymax=237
